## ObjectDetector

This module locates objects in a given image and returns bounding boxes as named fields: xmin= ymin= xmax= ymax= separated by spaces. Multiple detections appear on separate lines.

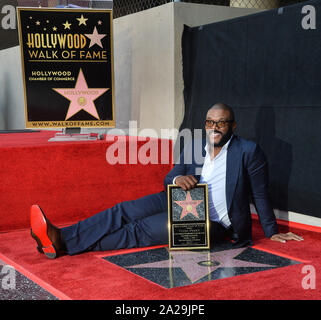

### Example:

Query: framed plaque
xmin=17 ymin=7 xmax=115 ymax=128
xmin=167 ymin=184 xmax=210 ymax=250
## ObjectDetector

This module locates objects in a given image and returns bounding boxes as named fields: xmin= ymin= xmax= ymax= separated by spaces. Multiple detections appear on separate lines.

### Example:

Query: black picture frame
xmin=167 ymin=183 xmax=210 ymax=250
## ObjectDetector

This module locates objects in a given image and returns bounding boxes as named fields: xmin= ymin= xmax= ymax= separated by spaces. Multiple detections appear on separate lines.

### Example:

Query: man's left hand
xmin=270 ymin=232 xmax=304 ymax=243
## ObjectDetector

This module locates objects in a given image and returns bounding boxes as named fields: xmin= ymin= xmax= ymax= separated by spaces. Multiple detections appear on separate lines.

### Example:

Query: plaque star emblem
xmin=77 ymin=14 xmax=88 ymax=26
xmin=53 ymin=68 xmax=109 ymax=120
xmin=85 ymin=26 xmax=106 ymax=48
xmin=63 ymin=21 xmax=71 ymax=30
xmin=174 ymin=191 xmax=203 ymax=219
xmin=128 ymin=248 xmax=275 ymax=284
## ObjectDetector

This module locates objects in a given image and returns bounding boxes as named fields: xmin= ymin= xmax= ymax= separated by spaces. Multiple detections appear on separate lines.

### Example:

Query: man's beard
xmin=207 ymin=126 xmax=233 ymax=148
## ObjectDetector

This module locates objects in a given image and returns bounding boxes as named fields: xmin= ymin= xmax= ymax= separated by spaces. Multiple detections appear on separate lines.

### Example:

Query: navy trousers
xmin=60 ymin=192 xmax=169 ymax=255
xmin=60 ymin=191 xmax=233 ymax=255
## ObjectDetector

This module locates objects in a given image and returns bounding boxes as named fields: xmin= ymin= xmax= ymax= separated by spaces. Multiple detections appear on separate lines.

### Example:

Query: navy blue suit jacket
xmin=164 ymin=135 xmax=279 ymax=246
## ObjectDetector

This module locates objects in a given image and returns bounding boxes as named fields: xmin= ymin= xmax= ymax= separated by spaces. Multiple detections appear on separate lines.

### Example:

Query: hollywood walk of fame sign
xmin=17 ymin=8 xmax=115 ymax=128
xmin=167 ymin=184 xmax=210 ymax=250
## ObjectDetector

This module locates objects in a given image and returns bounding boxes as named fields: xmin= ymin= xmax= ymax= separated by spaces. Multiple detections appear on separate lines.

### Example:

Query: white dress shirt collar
xmin=204 ymin=134 xmax=234 ymax=158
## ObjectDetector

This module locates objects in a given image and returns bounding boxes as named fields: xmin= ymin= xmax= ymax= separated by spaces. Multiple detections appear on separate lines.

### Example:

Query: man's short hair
xmin=209 ymin=103 xmax=235 ymax=121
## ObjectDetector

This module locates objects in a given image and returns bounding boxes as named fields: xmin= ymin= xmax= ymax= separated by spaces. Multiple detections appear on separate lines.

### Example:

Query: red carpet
xmin=0 ymin=131 xmax=173 ymax=232
xmin=0 ymin=219 xmax=320 ymax=300
xmin=1 ymin=132 xmax=320 ymax=300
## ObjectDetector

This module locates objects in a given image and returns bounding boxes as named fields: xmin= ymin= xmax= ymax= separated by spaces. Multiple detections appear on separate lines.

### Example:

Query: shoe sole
xmin=30 ymin=229 xmax=44 ymax=254
xmin=30 ymin=205 xmax=57 ymax=259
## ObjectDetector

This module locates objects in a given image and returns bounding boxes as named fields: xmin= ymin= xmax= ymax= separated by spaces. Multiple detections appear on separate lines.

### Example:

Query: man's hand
xmin=175 ymin=175 xmax=198 ymax=191
xmin=270 ymin=232 xmax=304 ymax=243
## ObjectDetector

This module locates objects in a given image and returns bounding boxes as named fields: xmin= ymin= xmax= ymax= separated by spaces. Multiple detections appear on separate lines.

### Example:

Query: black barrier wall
xmin=180 ymin=0 xmax=321 ymax=219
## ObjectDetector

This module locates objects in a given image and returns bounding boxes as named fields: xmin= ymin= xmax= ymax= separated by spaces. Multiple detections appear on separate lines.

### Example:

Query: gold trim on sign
xmin=17 ymin=8 xmax=28 ymax=129
xmin=167 ymin=183 xmax=210 ymax=251
xmin=26 ymin=120 xmax=115 ymax=128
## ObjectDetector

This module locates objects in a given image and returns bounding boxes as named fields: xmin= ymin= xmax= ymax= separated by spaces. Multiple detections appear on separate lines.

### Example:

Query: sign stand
xmin=48 ymin=127 xmax=104 ymax=141
xmin=64 ymin=127 xmax=81 ymax=135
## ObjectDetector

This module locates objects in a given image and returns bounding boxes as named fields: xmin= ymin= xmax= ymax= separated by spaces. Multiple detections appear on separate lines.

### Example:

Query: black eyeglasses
xmin=205 ymin=119 xmax=234 ymax=129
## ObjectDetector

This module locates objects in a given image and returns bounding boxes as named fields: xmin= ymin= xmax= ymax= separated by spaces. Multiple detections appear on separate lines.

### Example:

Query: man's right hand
xmin=175 ymin=175 xmax=198 ymax=191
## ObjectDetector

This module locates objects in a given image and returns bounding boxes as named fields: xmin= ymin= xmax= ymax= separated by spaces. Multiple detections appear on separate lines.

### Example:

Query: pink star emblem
xmin=53 ymin=68 xmax=109 ymax=120
xmin=174 ymin=191 xmax=203 ymax=219
xmin=128 ymin=248 xmax=274 ymax=284
xmin=85 ymin=26 xmax=106 ymax=48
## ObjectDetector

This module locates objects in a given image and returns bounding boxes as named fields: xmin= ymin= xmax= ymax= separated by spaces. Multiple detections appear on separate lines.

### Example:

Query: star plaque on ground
xmin=167 ymin=184 xmax=210 ymax=250
xmin=103 ymin=244 xmax=301 ymax=289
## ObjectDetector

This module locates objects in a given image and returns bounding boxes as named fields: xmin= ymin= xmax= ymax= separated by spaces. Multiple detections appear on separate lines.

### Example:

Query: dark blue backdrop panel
xmin=181 ymin=0 xmax=321 ymax=219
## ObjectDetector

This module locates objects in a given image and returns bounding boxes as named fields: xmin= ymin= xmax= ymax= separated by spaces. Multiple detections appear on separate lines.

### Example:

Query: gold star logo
xmin=63 ymin=21 xmax=71 ymax=29
xmin=77 ymin=14 xmax=88 ymax=26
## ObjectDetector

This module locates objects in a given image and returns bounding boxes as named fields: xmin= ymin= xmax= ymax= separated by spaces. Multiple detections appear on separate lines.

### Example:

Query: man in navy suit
xmin=30 ymin=103 xmax=303 ymax=259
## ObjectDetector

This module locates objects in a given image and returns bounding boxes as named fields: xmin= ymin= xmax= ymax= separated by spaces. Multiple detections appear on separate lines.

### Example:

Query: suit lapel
xmin=226 ymin=136 xmax=241 ymax=212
